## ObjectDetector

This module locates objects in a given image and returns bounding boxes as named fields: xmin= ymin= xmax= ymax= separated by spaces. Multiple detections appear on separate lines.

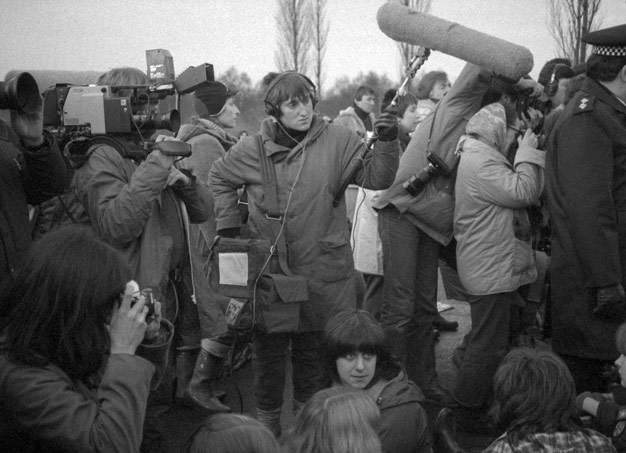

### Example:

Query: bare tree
xmin=391 ymin=0 xmax=432 ymax=86
xmin=275 ymin=0 xmax=312 ymax=74
xmin=310 ymin=0 xmax=329 ymax=98
xmin=548 ymin=0 xmax=603 ymax=65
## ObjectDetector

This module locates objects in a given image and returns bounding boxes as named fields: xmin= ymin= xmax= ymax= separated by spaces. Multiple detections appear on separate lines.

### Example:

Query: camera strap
xmin=255 ymin=134 xmax=294 ymax=276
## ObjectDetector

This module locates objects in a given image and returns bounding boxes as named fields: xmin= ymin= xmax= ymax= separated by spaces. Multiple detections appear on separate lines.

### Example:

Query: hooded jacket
xmin=369 ymin=369 xmax=432 ymax=453
xmin=334 ymin=105 xmax=376 ymax=139
xmin=210 ymin=115 xmax=399 ymax=331
xmin=70 ymin=142 xmax=227 ymax=339
xmin=454 ymin=103 xmax=545 ymax=295
xmin=0 ymin=333 xmax=154 ymax=452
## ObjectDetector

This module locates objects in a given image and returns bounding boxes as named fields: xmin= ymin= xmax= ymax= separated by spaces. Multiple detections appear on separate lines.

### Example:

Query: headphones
xmin=264 ymin=71 xmax=318 ymax=117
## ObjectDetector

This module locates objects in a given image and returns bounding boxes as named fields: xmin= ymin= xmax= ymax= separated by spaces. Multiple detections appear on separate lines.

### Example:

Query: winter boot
xmin=183 ymin=348 xmax=231 ymax=413
xmin=175 ymin=346 xmax=226 ymax=403
xmin=256 ymin=407 xmax=282 ymax=438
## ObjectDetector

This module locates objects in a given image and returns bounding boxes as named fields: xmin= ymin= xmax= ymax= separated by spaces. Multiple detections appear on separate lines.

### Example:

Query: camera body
xmin=43 ymin=51 xmax=215 ymax=152
xmin=402 ymin=152 xmax=451 ymax=197
xmin=515 ymin=88 xmax=551 ymax=116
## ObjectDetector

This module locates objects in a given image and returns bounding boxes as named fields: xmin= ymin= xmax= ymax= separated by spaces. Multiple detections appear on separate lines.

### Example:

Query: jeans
xmin=453 ymin=292 xmax=512 ymax=408
xmin=378 ymin=205 xmax=440 ymax=390
xmin=253 ymin=331 xmax=324 ymax=411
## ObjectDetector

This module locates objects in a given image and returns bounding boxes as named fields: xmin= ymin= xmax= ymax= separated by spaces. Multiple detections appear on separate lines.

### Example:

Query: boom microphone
xmin=376 ymin=2 xmax=533 ymax=81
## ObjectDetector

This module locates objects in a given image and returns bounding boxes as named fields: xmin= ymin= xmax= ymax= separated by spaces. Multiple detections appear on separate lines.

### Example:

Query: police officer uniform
xmin=546 ymin=23 xmax=626 ymax=392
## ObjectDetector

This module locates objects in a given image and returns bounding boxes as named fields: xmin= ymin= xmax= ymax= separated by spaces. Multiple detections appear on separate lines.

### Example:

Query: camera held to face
xmin=402 ymin=152 xmax=451 ymax=197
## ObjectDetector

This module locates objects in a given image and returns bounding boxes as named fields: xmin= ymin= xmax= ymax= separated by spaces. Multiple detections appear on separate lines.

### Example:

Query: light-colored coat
xmin=454 ymin=106 xmax=545 ymax=295
xmin=210 ymin=115 xmax=399 ymax=331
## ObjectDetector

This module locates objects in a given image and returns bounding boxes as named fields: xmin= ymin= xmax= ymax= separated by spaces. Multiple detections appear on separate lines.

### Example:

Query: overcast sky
xmin=2 ymin=0 xmax=625 ymax=90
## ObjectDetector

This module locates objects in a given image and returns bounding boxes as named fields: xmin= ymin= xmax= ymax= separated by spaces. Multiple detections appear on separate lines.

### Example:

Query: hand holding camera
xmin=109 ymin=281 xmax=151 ymax=355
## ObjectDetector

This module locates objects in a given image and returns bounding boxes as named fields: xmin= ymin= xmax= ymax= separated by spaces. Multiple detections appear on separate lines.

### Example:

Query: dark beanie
xmin=193 ymin=82 xmax=236 ymax=116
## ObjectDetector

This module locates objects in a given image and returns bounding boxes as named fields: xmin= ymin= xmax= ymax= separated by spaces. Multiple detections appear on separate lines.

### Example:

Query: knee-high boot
xmin=183 ymin=348 xmax=231 ymax=413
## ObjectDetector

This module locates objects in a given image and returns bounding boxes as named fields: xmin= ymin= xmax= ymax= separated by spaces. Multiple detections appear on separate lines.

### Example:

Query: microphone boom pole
xmin=332 ymin=47 xmax=430 ymax=208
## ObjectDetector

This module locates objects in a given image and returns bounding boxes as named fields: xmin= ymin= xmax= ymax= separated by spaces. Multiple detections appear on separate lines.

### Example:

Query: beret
xmin=583 ymin=23 xmax=626 ymax=57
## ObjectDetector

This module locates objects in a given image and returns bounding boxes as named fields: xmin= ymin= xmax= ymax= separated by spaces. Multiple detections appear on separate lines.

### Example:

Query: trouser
xmin=362 ymin=273 xmax=385 ymax=320
xmin=253 ymin=330 xmax=325 ymax=411
xmin=378 ymin=205 xmax=440 ymax=390
xmin=453 ymin=292 xmax=512 ymax=408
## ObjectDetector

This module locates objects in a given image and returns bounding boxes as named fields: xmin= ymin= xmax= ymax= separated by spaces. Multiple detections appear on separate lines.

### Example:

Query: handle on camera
xmin=143 ymin=140 xmax=192 ymax=157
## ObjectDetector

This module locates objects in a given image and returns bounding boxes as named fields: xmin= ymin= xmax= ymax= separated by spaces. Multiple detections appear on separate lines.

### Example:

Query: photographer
xmin=0 ymin=226 xmax=156 ymax=452
xmin=546 ymin=23 xmax=626 ymax=393
xmin=0 ymin=74 xmax=69 ymax=301
xmin=370 ymin=62 xmax=542 ymax=407
xmin=70 ymin=68 xmax=229 ymax=448
xmin=209 ymin=71 xmax=399 ymax=436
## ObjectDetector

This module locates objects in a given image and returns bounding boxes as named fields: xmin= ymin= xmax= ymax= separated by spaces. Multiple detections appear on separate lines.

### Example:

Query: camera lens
xmin=0 ymin=72 xmax=40 ymax=113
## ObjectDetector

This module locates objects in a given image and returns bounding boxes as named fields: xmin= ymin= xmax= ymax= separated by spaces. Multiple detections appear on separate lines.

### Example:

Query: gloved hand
xmin=594 ymin=283 xmax=626 ymax=318
xmin=373 ymin=111 xmax=398 ymax=142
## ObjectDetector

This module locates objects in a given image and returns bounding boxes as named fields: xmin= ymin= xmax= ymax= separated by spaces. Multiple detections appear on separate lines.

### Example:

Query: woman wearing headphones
xmin=209 ymin=71 xmax=399 ymax=437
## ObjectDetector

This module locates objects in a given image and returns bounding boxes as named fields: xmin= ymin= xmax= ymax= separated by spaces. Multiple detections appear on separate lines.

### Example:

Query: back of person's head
xmin=263 ymin=71 xmax=316 ymax=118
xmin=281 ymin=386 xmax=382 ymax=453
xmin=193 ymin=82 xmax=237 ymax=118
xmin=538 ymin=58 xmax=575 ymax=86
xmin=490 ymin=348 xmax=579 ymax=444
xmin=0 ymin=225 xmax=131 ymax=381
xmin=354 ymin=85 xmax=375 ymax=102
xmin=97 ymin=67 xmax=149 ymax=98
xmin=321 ymin=310 xmax=398 ymax=385
xmin=381 ymin=88 xmax=418 ymax=117
xmin=181 ymin=413 xmax=280 ymax=453
xmin=586 ymin=53 xmax=626 ymax=82
xmin=416 ymin=71 xmax=448 ymax=100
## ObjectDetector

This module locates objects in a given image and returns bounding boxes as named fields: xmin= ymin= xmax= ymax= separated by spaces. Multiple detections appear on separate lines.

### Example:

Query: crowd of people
xmin=1 ymin=17 xmax=626 ymax=453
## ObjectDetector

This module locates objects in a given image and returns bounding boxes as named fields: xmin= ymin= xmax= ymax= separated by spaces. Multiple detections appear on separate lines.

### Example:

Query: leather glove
xmin=373 ymin=111 xmax=398 ymax=142
xmin=594 ymin=283 xmax=626 ymax=318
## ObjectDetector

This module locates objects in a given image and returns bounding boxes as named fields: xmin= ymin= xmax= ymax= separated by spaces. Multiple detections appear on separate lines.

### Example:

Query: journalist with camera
xmin=0 ymin=71 xmax=69 ymax=303
xmin=370 ymin=62 xmax=542 ymax=413
xmin=62 ymin=66 xmax=229 ymax=450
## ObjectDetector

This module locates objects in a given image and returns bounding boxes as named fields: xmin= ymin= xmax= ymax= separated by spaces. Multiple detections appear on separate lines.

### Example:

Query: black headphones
xmin=544 ymin=63 xmax=571 ymax=98
xmin=264 ymin=71 xmax=318 ymax=117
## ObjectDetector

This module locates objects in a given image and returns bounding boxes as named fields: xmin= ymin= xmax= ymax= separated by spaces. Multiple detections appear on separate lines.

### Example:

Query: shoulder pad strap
xmin=573 ymin=95 xmax=595 ymax=114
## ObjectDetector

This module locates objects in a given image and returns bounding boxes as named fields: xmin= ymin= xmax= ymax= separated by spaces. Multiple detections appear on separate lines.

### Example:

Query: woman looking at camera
xmin=0 ymin=225 xmax=158 ymax=452
xmin=321 ymin=309 xmax=432 ymax=453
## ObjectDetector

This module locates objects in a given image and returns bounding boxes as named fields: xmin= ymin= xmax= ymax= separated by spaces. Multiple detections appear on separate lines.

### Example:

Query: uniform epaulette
xmin=573 ymin=95 xmax=595 ymax=114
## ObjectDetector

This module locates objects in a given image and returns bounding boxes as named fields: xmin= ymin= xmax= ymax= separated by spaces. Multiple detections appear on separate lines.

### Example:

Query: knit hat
xmin=193 ymin=82 xmax=237 ymax=116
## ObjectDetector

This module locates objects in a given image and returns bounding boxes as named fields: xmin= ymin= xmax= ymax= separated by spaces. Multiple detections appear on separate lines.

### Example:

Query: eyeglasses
xmin=508 ymin=126 xmax=522 ymax=135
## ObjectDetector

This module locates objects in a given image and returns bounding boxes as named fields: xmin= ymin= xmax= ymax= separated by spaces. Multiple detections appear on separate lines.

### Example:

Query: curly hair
xmin=489 ymin=348 xmax=580 ymax=444
xmin=0 ymin=225 xmax=131 ymax=381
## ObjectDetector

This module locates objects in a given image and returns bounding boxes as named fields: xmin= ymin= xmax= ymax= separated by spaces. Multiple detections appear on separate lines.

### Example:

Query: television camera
xmin=43 ymin=49 xmax=215 ymax=157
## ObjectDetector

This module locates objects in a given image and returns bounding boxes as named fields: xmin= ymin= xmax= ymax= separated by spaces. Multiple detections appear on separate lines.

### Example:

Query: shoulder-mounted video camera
xmin=43 ymin=49 xmax=214 ymax=156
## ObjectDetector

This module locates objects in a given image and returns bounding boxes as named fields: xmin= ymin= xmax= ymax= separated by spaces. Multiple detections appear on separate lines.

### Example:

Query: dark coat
xmin=371 ymin=369 xmax=432 ymax=453
xmin=0 ymin=124 xmax=68 ymax=300
xmin=546 ymin=77 xmax=626 ymax=359
xmin=210 ymin=115 xmax=399 ymax=331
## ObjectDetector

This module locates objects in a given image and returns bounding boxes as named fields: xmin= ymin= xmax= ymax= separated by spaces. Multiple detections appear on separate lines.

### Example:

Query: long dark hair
xmin=0 ymin=225 xmax=131 ymax=381
xmin=321 ymin=310 xmax=400 ymax=387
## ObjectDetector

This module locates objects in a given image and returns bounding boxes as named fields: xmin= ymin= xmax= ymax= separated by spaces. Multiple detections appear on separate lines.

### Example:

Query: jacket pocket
xmin=314 ymin=232 xmax=354 ymax=282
